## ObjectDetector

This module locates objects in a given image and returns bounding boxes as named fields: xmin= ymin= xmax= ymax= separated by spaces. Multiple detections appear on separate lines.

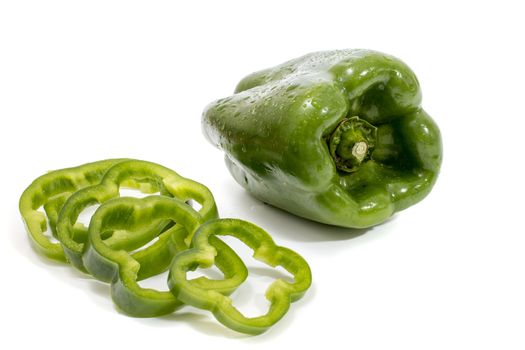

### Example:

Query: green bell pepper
xmin=19 ymin=159 xmax=128 ymax=261
xmin=203 ymin=49 xmax=442 ymax=228
xmin=56 ymin=159 xmax=218 ymax=271
xmin=83 ymin=196 xmax=247 ymax=317
xmin=168 ymin=218 xmax=312 ymax=335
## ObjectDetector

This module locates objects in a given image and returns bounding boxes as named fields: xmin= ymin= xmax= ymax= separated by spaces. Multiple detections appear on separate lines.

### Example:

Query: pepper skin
xmin=57 ymin=159 xmax=218 ymax=271
xmin=168 ymin=218 xmax=312 ymax=335
xmin=83 ymin=196 xmax=247 ymax=317
xmin=202 ymin=49 xmax=442 ymax=228
xmin=19 ymin=159 xmax=128 ymax=261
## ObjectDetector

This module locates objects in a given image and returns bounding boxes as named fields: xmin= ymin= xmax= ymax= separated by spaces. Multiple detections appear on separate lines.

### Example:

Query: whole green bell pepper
xmin=203 ymin=49 xmax=442 ymax=228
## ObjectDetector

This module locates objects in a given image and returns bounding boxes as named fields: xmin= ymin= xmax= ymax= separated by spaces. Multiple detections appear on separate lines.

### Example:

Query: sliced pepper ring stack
xmin=19 ymin=159 xmax=312 ymax=334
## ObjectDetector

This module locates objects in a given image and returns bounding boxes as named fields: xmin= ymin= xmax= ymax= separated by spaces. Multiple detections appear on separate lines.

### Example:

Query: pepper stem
xmin=328 ymin=116 xmax=377 ymax=173
xmin=352 ymin=141 xmax=368 ymax=162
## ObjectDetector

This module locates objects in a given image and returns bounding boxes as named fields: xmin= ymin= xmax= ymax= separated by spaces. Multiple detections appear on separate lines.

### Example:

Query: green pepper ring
xmin=19 ymin=159 xmax=129 ymax=261
xmin=84 ymin=196 xmax=247 ymax=317
xmin=56 ymin=159 xmax=219 ymax=272
xmin=168 ymin=218 xmax=312 ymax=335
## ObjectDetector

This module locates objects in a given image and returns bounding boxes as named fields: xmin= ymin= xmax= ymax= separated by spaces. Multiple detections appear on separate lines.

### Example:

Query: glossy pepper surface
xmin=168 ymin=218 xmax=312 ymax=335
xmin=83 ymin=196 xmax=246 ymax=317
xmin=203 ymin=49 xmax=442 ymax=228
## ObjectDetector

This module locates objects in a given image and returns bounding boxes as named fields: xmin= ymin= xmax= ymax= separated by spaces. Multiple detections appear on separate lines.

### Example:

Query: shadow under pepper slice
xmin=83 ymin=196 xmax=247 ymax=317
xmin=168 ymin=218 xmax=312 ymax=335
xmin=56 ymin=159 xmax=218 ymax=272
xmin=202 ymin=49 xmax=442 ymax=228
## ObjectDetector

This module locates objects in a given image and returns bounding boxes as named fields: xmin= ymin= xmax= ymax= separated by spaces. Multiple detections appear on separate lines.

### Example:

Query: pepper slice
xmin=56 ymin=159 xmax=219 ymax=271
xmin=168 ymin=218 xmax=312 ymax=335
xmin=202 ymin=49 xmax=442 ymax=228
xmin=19 ymin=159 xmax=128 ymax=261
xmin=83 ymin=196 xmax=247 ymax=317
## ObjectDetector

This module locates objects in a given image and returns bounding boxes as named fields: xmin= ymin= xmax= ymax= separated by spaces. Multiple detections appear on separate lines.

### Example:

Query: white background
xmin=1 ymin=0 xmax=524 ymax=348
